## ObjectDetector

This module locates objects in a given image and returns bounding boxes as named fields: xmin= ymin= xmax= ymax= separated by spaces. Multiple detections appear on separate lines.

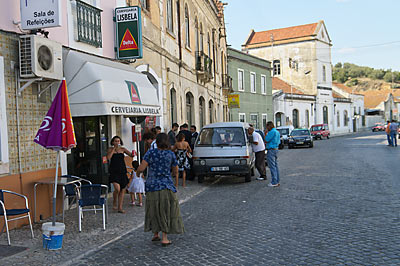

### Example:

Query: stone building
xmin=128 ymin=0 xmax=229 ymax=131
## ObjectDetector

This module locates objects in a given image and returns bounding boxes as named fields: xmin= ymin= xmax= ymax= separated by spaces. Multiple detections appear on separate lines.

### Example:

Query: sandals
xmin=161 ymin=240 xmax=172 ymax=247
xmin=151 ymin=236 xmax=161 ymax=241
xmin=117 ymin=209 xmax=126 ymax=213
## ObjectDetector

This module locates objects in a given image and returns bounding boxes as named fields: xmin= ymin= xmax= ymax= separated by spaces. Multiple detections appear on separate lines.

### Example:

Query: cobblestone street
xmin=70 ymin=132 xmax=400 ymax=265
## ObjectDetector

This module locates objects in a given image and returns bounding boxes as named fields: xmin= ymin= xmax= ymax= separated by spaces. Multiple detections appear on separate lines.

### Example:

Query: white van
xmin=192 ymin=122 xmax=255 ymax=183
xmin=276 ymin=125 xmax=294 ymax=145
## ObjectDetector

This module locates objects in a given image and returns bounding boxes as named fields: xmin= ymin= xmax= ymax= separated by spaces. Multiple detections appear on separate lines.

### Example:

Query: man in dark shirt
xmin=190 ymin=125 xmax=199 ymax=151
xmin=168 ymin=123 xmax=179 ymax=148
xmin=178 ymin=123 xmax=192 ymax=144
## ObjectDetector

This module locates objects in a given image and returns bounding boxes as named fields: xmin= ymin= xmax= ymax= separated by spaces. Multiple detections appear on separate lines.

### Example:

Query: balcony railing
xmin=222 ymin=74 xmax=233 ymax=90
xmin=195 ymin=51 xmax=213 ymax=81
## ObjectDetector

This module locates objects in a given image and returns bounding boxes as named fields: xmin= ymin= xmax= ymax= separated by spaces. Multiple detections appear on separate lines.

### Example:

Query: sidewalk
xmin=0 ymin=180 xmax=208 ymax=265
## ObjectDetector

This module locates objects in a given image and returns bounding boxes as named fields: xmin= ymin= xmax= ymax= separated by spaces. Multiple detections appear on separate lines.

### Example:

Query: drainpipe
xmin=14 ymin=67 xmax=23 ymax=193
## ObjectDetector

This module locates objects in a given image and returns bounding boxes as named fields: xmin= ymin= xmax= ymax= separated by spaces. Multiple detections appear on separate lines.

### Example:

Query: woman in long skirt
xmin=136 ymin=133 xmax=184 ymax=246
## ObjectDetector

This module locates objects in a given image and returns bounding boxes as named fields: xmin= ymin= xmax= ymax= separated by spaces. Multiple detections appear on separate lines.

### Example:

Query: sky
xmin=223 ymin=0 xmax=400 ymax=71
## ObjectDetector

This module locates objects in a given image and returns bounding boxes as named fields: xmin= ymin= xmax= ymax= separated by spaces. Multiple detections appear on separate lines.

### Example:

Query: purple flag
xmin=34 ymin=83 xmax=63 ymax=151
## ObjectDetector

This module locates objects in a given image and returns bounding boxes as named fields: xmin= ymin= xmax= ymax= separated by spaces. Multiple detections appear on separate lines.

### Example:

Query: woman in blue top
xmin=136 ymin=133 xmax=184 ymax=247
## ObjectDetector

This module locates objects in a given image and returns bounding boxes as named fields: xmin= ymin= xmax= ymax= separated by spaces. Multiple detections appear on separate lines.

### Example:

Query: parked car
xmin=288 ymin=129 xmax=314 ymax=148
xmin=372 ymin=123 xmax=385 ymax=132
xmin=310 ymin=124 xmax=330 ymax=140
xmin=193 ymin=122 xmax=255 ymax=183
xmin=277 ymin=125 xmax=294 ymax=146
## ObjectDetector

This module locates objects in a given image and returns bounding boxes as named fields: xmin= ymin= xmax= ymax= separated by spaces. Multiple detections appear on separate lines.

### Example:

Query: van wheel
xmin=245 ymin=172 xmax=251 ymax=182
xmin=197 ymin=175 xmax=204 ymax=183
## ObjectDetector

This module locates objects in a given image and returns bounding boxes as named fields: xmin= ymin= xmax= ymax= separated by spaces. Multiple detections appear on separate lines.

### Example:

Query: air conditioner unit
xmin=19 ymin=35 xmax=63 ymax=80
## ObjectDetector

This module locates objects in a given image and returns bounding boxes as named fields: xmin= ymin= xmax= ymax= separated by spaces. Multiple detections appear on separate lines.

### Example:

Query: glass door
xmin=67 ymin=116 xmax=109 ymax=184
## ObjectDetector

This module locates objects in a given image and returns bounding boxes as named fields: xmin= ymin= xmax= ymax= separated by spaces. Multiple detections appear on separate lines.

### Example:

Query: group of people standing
xmin=105 ymin=123 xmax=198 ymax=247
xmin=248 ymin=122 xmax=281 ymax=187
xmin=385 ymin=120 xmax=398 ymax=147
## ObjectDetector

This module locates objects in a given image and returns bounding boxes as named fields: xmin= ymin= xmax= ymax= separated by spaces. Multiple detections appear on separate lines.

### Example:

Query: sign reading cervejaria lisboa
xmin=111 ymin=105 xmax=160 ymax=116
xmin=20 ymin=0 xmax=62 ymax=30
xmin=115 ymin=6 xmax=143 ymax=60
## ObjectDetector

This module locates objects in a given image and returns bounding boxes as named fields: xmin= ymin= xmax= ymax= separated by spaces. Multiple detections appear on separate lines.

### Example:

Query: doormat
xmin=0 ymin=244 xmax=28 ymax=259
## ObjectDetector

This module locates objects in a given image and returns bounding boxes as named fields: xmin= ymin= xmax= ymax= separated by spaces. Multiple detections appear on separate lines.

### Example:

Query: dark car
xmin=288 ymin=129 xmax=313 ymax=149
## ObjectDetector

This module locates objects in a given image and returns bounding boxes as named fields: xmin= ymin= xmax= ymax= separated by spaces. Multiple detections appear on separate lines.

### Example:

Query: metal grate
xmin=19 ymin=36 xmax=33 ymax=77
xmin=76 ymin=0 xmax=102 ymax=48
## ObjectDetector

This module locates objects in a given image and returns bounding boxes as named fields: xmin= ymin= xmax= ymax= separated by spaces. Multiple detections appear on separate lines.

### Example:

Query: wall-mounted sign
xmin=20 ymin=0 xmax=62 ymax=30
xmin=115 ymin=6 xmax=143 ymax=60
xmin=228 ymin=94 xmax=240 ymax=108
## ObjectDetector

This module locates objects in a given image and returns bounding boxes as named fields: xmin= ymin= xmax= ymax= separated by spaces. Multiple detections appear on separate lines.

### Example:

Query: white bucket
xmin=42 ymin=222 xmax=65 ymax=250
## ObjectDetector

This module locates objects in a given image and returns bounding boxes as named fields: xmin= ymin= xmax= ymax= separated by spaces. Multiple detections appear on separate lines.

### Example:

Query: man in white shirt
xmin=248 ymin=126 xmax=266 ymax=180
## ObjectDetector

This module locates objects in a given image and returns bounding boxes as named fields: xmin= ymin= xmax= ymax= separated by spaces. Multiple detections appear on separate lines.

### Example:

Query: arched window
xmin=170 ymin=88 xmax=177 ymax=123
xmin=292 ymin=109 xmax=299 ymax=128
xmin=344 ymin=110 xmax=348 ymax=126
xmin=195 ymin=18 xmax=199 ymax=52
xmin=166 ymin=0 xmax=173 ymax=32
xmin=209 ymin=100 xmax=214 ymax=123
xmin=305 ymin=110 xmax=310 ymax=128
xmin=184 ymin=5 xmax=190 ymax=47
xmin=323 ymin=106 xmax=328 ymax=124
xmin=275 ymin=112 xmax=283 ymax=127
xmin=199 ymin=97 xmax=205 ymax=128
xmin=199 ymin=23 xmax=203 ymax=52
xmin=186 ymin=92 xmax=194 ymax=126
xmin=337 ymin=111 xmax=340 ymax=127
xmin=273 ymin=60 xmax=281 ymax=76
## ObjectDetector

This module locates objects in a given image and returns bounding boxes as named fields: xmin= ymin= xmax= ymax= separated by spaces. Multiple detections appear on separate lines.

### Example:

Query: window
xmin=322 ymin=65 xmax=326 ymax=82
xmin=250 ymin=114 xmax=259 ymax=129
xmin=337 ymin=111 xmax=340 ymax=127
xmin=207 ymin=33 xmax=211 ymax=57
xmin=250 ymin=72 xmax=256 ymax=93
xmin=323 ymin=106 xmax=328 ymax=124
xmin=305 ymin=110 xmax=310 ymax=128
xmin=273 ymin=60 xmax=281 ymax=76
xmin=195 ymin=19 xmax=199 ymax=52
xmin=289 ymin=58 xmax=298 ymax=70
xmin=184 ymin=5 xmax=190 ymax=47
xmin=199 ymin=97 xmax=205 ymax=128
xmin=238 ymin=69 xmax=244 ymax=92
xmin=262 ymin=114 xmax=268 ymax=130
xmin=209 ymin=100 xmax=214 ymax=123
xmin=261 ymin=75 xmax=266 ymax=94
xmin=239 ymin=113 xmax=246 ymax=123
xmin=166 ymin=0 xmax=173 ymax=32
xmin=292 ymin=109 xmax=299 ymax=128
xmin=199 ymin=23 xmax=203 ymax=52
xmin=275 ymin=112 xmax=283 ymax=127
xmin=186 ymin=92 xmax=194 ymax=126
xmin=170 ymin=88 xmax=177 ymax=123
xmin=0 ymin=57 xmax=9 ymax=174
xmin=344 ymin=110 xmax=348 ymax=126
xmin=140 ymin=0 xmax=149 ymax=11
xmin=76 ymin=0 xmax=102 ymax=48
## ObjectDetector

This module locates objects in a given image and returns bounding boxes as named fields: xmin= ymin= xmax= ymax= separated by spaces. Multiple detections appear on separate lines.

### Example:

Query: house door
xmin=67 ymin=116 xmax=109 ymax=184
xmin=353 ymin=118 xmax=357 ymax=132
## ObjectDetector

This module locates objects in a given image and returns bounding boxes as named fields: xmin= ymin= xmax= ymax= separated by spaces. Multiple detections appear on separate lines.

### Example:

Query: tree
xmin=334 ymin=62 xmax=342 ymax=68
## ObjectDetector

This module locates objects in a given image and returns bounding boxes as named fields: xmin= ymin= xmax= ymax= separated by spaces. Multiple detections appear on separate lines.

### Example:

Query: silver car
xmin=192 ymin=122 xmax=255 ymax=183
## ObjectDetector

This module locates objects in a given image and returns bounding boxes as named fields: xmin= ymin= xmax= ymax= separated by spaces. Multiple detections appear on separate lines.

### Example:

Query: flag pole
xmin=52 ymin=151 xmax=60 ymax=226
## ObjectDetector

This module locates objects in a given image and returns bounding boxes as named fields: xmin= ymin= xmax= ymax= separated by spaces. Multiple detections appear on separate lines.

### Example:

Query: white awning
xmin=63 ymin=50 xmax=161 ymax=117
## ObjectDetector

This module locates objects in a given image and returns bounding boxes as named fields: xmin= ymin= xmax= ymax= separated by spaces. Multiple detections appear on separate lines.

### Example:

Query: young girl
xmin=127 ymin=161 xmax=145 ymax=206
xmin=172 ymin=133 xmax=192 ymax=187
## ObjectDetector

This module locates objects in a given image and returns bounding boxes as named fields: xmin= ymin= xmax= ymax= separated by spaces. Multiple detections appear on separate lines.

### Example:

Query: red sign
xmin=119 ymin=29 xmax=138 ymax=51
xmin=102 ymin=156 xmax=108 ymax=164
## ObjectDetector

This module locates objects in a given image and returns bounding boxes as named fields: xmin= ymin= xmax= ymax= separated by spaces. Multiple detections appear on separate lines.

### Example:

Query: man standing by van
xmin=248 ymin=126 xmax=267 ymax=181
xmin=389 ymin=120 xmax=398 ymax=147
xmin=265 ymin=121 xmax=281 ymax=187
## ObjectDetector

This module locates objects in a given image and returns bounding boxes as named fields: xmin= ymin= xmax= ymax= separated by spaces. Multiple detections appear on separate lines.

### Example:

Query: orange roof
xmin=245 ymin=22 xmax=318 ymax=46
xmin=333 ymin=92 xmax=345 ymax=99
xmin=362 ymin=89 xmax=400 ymax=109
xmin=332 ymin=82 xmax=363 ymax=96
xmin=272 ymin=77 xmax=304 ymax=95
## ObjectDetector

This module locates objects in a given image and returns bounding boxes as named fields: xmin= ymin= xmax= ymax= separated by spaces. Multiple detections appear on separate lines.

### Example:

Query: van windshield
xmin=196 ymin=127 xmax=246 ymax=146
xmin=277 ymin=128 xmax=289 ymax=135
xmin=311 ymin=126 xmax=323 ymax=131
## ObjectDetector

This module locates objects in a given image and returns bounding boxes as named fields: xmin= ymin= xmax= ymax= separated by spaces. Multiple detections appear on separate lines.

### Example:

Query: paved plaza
xmin=2 ymin=132 xmax=400 ymax=265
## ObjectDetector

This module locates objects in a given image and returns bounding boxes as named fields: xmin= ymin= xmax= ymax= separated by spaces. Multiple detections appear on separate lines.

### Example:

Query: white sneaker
xmin=268 ymin=183 xmax=280 ymax=187
xmin=256 ymin=177 xmax=265 ymax=181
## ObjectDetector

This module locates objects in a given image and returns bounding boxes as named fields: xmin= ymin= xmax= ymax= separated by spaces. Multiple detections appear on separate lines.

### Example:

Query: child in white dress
xmin=127 ymin=160 xmax=145 ymax=206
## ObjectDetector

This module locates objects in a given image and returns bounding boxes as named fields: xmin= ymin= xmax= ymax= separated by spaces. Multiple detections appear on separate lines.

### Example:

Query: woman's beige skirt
xmin=144 ymin=189 xmax=185 ymax=234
